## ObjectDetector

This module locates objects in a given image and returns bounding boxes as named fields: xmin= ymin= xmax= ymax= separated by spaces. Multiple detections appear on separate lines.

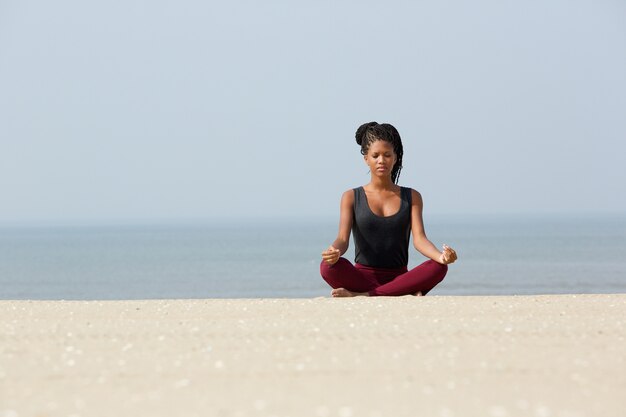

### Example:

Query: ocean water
xmin=1 ymin=214 xmax=625 ymax=299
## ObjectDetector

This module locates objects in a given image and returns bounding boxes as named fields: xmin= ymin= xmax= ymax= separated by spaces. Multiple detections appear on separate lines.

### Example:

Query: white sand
xmin=1 ymin=294 xmax=625 ymax=417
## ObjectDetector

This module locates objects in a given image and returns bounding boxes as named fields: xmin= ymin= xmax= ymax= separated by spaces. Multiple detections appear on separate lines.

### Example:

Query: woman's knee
xmin=320 ymin=257 xmax=357 ymax=289
xmin=428 ymin=260 xmax=448 ymax=281
xmin=320 ymin=260 xmax=331 ymax=276
xmin=320 ymin=257 xmax=346 ymax=277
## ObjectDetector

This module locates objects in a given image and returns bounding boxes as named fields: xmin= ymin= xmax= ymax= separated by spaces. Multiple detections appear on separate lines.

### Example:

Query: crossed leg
xmin=320 ymin=258 xmax=447 ymax=297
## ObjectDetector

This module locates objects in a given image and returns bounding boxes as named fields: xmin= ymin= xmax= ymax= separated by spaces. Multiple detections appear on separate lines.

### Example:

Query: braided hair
xmin=355 ymin=121 xmax=404 ymax=184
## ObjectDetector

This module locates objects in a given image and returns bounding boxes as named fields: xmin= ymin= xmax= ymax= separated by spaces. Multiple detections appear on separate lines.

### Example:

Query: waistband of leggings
xmin=355 ymin=263 xmax=408 ymax=273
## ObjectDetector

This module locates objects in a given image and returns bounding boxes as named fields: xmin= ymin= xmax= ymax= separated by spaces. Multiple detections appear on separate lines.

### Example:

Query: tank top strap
xmin=401 ymin=186 xmax=412 ymax=206
xmin=352 ymin=186 xmax=365 ymax=210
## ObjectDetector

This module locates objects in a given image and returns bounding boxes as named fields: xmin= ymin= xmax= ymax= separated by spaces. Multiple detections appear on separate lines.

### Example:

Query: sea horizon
xmin=2 ymin=212 xmax=625 ymax=300
xmin=2 ymin=210 xmax=625 ymax=228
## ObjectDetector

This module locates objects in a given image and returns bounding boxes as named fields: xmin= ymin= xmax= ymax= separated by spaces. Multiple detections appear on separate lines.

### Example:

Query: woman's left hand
xmin=439 ymin=244 xmax=458 ymax=264
xmin=321 ymin=246 xmax=341 ymax=265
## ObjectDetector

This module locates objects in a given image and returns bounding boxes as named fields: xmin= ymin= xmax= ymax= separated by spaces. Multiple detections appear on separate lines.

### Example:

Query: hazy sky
xmin=1 ymin=0 xmax=625 ymax=224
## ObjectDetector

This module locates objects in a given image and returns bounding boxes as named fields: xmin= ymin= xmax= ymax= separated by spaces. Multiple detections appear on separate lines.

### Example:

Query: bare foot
xmin=413 ymin=291 xmax=423 ymax=296
xmin=331 ymin=288 xmax=368 ymax=297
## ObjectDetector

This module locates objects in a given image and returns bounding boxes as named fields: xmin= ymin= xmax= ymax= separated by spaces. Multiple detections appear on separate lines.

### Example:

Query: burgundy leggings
xmin=320 ymin=258 xmax=448 ymax=296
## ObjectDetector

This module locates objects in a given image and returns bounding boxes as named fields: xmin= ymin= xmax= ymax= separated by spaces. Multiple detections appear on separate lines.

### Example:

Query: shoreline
xmin=2 ymin=294 xmax=625 ymax=417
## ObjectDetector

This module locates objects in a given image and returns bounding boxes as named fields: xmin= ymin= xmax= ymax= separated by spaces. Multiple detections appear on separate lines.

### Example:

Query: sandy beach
xmin=1 ymin=294 xmax=625 ymax=417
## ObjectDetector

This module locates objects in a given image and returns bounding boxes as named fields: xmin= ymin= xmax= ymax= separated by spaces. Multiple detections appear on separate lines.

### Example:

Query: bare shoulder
xmin=341 ymin=189 xmax=355 ymax=203
xmin=408 ymin=188 xmax=423 ymax=206
xmin=339 ymin=189 xmax=356 ymax=223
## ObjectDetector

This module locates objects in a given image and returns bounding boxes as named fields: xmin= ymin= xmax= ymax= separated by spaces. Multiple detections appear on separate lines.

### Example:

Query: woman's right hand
xmin=321 ymin=246 xmax=341 ymax=265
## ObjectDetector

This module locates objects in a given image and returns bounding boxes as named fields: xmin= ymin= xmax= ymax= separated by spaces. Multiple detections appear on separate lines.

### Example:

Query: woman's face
xmin=364 ymin=140 xmax=397 ymax=178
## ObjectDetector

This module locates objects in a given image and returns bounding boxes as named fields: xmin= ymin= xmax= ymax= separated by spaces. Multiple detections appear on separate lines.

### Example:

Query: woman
xmin=320 ymin=122 xmax=457 ymax=297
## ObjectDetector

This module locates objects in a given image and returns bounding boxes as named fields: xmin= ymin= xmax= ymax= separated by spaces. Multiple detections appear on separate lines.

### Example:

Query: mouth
xmin=376 ymin=166 xmax=387 ymax=172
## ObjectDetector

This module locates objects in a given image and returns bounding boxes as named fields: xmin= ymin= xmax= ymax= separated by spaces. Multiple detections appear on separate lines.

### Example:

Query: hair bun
xmin=355 ymin=121 xmax=378 ymax=146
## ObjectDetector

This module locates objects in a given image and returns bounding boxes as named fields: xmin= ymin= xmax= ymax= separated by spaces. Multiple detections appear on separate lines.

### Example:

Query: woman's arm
xmin=410 ymin=189 xmax=457 ymax=264
xmin=321 ymin=190 xmax=354 ymax=265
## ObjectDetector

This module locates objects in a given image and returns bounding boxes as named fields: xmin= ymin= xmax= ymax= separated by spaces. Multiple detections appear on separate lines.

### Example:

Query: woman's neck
xmin=366 ymin=176 xmax=397 ymax=192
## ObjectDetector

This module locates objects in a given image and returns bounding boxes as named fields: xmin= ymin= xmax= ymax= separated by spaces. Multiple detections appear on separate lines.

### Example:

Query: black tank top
xmin=352 ymin=186 xmax=412 ymax=268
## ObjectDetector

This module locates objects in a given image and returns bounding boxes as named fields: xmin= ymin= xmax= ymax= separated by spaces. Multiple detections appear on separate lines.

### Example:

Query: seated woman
xmin=320 ymin=122 xmax=457 ymax=297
